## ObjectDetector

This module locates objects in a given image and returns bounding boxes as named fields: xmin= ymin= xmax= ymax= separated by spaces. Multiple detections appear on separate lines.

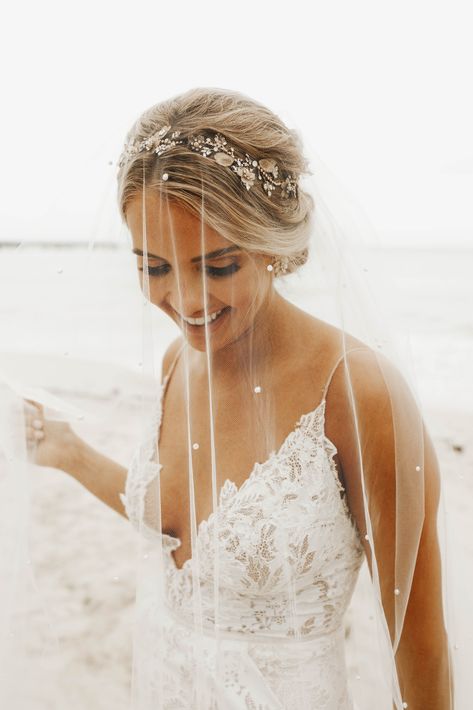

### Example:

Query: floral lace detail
xmin=124 ymin=370 xmax=365 ymax=708
xmin=161 ymin=400 xmax=364 ymax=638
xmin=136 ymin=595 xmax=355 ymax=709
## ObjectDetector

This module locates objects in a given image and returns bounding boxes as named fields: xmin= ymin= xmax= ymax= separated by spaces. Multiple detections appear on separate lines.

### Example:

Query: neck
xmin=191 ymin=289 xmax=298 ymax=382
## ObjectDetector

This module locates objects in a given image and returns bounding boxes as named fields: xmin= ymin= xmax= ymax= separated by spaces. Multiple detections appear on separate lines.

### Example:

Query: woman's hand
xmin=23 ymin=399 xmax=79 ymax=472
xmin=23 ymin=398 xmax=128 ymax=518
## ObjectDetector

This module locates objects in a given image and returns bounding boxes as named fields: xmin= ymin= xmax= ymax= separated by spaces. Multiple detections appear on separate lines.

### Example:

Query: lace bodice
xmin=120 ymin=350 xmax=366 ymax=709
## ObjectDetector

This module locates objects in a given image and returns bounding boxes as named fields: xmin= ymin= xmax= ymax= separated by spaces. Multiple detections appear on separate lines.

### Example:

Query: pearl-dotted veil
xmin=0 ymin=87 xmax=457 ymax=709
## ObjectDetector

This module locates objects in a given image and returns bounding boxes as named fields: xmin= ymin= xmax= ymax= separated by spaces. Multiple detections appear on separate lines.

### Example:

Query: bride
xmin=24 ymin=87 xmax=453 ymax=709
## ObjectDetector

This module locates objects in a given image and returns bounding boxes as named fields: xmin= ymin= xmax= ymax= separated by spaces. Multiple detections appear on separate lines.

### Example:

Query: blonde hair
xmin=117 ymin=87 xmax=314 ymax=275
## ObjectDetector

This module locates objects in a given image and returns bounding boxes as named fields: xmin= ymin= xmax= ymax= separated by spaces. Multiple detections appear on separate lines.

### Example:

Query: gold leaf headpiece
xmin=118 ymin=125 xmax=298 ymax=199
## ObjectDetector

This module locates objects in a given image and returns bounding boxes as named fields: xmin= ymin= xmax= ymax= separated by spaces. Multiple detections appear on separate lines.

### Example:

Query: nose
xmin=167 ymin=271 xmax=208 ymax=318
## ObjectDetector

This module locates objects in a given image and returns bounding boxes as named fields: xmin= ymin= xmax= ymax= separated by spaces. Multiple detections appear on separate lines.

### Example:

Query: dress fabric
xmin=120 ymin=351 xmax=365 ymax=709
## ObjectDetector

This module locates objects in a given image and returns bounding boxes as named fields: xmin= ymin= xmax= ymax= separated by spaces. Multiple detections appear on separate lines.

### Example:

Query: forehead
xmin=126 ymin=192 xmax=231 ymax=257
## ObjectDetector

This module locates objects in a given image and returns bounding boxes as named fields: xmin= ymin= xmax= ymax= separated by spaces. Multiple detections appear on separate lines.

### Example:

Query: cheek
xmin=211 ymin=276 xmax=251 ymax=309
xmin=138 ymin=274 xmax=166 ymax=306
xmin=223 ymin=270 xmax=268 ymax=314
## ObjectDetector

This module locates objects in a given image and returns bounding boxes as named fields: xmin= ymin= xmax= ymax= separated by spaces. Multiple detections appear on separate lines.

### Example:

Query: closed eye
xmin=138 ymin=262 xmax=241 ymax=278
xmin=138 ymin=264 xmax=171 ymax=277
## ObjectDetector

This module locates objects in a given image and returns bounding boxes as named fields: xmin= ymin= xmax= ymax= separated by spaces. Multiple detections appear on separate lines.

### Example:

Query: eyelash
xmin=138 ymin=263 xmax=241 ymax=278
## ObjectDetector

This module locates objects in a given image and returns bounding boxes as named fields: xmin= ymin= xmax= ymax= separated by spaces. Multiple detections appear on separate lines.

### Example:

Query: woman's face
xmin=126 ymin=191 xmax=274 ymax=353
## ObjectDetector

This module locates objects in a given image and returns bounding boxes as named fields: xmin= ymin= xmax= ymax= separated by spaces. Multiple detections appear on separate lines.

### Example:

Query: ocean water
xmin=366 ymin=246 xmax=473 ymax=412
xmin=0 ymin=243 xmax=472 ymax=411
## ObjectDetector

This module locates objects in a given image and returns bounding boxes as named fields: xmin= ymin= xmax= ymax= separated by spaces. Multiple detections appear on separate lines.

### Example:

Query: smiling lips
xmin=180 ymin=307 xmax=228 ymax=327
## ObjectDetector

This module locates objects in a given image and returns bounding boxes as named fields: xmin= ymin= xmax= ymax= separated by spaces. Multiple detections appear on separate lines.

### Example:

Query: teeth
xmin=182 ymin=308 xmax=224 ymax=326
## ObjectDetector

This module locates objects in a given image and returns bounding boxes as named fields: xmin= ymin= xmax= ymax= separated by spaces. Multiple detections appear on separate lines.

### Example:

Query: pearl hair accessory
xmin=271 ymin=255 xmax=290 ymax=276
xmin=118 ymin=125 xmax=299 ymax=200
xmin=266 ymin=256 xmax=290 ymax=276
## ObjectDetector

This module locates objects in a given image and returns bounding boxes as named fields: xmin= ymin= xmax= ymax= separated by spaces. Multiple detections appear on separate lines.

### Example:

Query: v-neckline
xmin=154 ymin=369 xmax=333 ymax=572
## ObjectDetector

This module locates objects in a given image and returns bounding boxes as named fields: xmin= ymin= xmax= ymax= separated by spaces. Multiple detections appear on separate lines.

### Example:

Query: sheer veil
xmin=0 ymin=87 xmax=459 ymax=709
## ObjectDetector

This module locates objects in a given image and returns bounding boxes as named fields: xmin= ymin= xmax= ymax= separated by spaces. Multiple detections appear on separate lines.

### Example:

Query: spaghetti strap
xmin=321 ymin=346 xmax=368 ymax=401
xmin=161 ymin=340 xmax=186 ymax=394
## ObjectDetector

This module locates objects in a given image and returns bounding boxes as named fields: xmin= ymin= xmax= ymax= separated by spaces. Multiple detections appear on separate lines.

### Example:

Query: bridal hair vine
xmin=270 ymin=254 xmax=290 ymax=276
xmin=118 ymin=125 xmax=299 ymax=200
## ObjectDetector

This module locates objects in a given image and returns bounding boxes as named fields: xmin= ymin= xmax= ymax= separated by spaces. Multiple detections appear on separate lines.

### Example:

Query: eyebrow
xmin=132 ymin=246 xmax=242 ymax=262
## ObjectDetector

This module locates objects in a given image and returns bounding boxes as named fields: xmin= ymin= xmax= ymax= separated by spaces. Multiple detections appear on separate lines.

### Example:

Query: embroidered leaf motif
xmin=302 ymin=550 xmax=315 ymax=574
xmin=300 ymin=534 xmax=309 ymax=558
xmin=125 ymin=379 xmax=366 ymax=668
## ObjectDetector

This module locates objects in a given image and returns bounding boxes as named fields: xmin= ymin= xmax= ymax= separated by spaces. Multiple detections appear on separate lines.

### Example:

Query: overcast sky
xmin=1 ymin=0 xmax=472 ymax=247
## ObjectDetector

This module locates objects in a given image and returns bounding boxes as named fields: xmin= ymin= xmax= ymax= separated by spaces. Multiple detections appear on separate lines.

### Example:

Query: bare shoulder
xmin=343 ymin=346 xmax=415 ymax=416
xmin=306 ymin=317 xmax=410 ymax=456
xmin=296 ymin=312 xmax=374 ymax=380
xmin=340 ymin=347 xmax=397 ymax=403
xmin=327 ymin=341 xmax=411 ymax=432
xmin=301 ymin=313 xmax=401 ymax=403
xmin=161 ymin=336 xmax=185 ymax=383
xmin=326 ymin=339 xmax=417 ymax=482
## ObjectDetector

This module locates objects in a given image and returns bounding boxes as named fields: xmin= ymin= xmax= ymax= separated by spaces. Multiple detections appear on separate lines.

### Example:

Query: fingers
xmin=24 ymin=399 xmax=44 ymax=421
xmin=23 ymin=399 xmax=45 ymax=445
xmin=24 ymin=399 xmax=44 ymax=415
xmin=24 ymin=409 xmax=44 ymax=427
xmin=25 ymin=425 xmax=45 ymax=441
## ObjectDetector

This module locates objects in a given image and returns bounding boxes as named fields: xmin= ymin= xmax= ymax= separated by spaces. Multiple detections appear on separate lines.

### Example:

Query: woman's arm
xmin=24 ymin=400 xmax=128 ymax=519
xmin=24 ymin=336 xmax=185 ymax=519
xmin=64 ymin=439 xmax=128 ymax=518
xmin=74 ymin=336 xmax=182 ymax=519
xmin=328 ymin=349 xmax=453 ymax=709
xmin=392 ymin=421 xmax=453 ymax=707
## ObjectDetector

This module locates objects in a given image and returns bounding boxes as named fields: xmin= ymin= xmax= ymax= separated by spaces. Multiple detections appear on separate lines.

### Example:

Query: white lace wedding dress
xmin=120 ymin=350 xmax=365 ymax=709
